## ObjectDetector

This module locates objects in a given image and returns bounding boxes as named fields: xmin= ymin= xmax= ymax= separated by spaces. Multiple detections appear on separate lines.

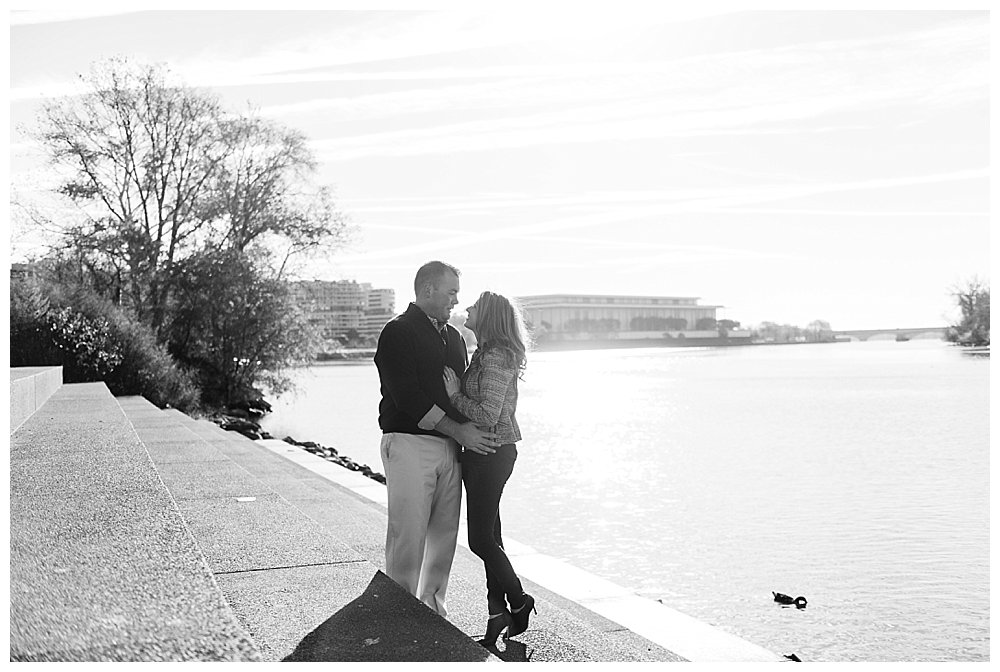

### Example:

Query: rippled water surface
xmin=262 ymin=340 xmax=989 ymax=661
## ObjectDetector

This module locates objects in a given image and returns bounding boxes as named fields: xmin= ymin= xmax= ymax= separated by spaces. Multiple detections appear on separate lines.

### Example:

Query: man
xmin=374 ymin=260 xmax=499 ymax=616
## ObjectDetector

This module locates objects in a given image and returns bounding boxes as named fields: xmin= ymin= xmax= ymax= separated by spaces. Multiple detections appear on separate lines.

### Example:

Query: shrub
xmin=10 ymin=279 xmax=56 ymax=365
xmin=45 ymin=305 xmax=124 ymax=380
xmin=9 ymin=280 xmax=202 ymax=412
xmin=168 ymin=249 xmax=318 ymax=409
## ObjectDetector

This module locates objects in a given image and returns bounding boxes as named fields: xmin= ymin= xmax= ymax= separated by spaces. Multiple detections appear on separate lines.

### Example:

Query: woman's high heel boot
xmin=506 ymin=593 xmax=536 ymax=638
xmin=479 ymin=610 xmax=512 ymax=647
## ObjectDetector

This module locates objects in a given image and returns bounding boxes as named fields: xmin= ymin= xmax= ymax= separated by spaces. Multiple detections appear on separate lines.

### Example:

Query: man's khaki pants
xmin=380 ymin=433 xmax=462 ymax=616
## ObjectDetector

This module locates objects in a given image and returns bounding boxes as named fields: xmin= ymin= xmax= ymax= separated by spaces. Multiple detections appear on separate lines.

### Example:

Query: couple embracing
xmin=374 ymin=260 xmax=535 ymax=647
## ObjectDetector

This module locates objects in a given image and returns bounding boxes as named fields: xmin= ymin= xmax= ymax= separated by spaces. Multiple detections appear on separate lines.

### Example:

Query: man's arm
xmin=376 ymin=321 xmax=494 ymax=450
xmin=435 ymin=415 xmax=498 ymax=455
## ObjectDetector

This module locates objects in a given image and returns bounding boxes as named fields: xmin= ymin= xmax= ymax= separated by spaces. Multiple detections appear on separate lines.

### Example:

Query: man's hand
xmin=435 ymin=416 xmax=498 ymax=454
xmin=455 ymin=422 xmax=499 ymax=455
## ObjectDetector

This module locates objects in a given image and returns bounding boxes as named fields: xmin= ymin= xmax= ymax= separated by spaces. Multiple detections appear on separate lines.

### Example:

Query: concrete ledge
xmin=118 ymin=398 xmax=494 ymax=663
xmin=9 ymin=366 xmax=62 ymax=434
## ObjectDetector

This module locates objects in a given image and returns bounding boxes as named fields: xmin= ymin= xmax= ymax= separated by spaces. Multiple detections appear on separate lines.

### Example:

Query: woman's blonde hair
xmin=473 ymin=291 xmax=529 ymax=374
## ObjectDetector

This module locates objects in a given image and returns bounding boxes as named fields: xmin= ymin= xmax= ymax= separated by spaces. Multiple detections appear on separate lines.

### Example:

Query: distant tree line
xmin=10 ymin=58 xmax=351 ymax=413
xmin=630 ymin=316 xmax=687 ymax=331
xmin=522 ymin=315 xmax=745 ymax=339
xmin=564 ymin=318 xmax=620 ymax=334
xmin=751 ymin=320 xmax=834 ymax=343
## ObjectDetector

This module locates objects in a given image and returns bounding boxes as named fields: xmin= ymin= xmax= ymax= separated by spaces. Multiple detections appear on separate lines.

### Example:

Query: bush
xmin=947 ymin=278 xmax=990 ymax=346
xmin=45 ymin=305 xmax=125 ymax=380
xmin=10 ymin=279 xmax=54 ymax=365
xmin=10 ymin=280 xmax=201 ymax=412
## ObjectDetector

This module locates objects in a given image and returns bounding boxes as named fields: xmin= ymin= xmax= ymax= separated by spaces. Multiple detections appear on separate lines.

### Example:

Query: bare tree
xmin=34 ymin=58 xmax=228 ymax=334
xmin=208 ymin=113 xmax=350 ymax=262
xmin=31 ymin=58 xmax=351 ymax=326
xmin=26 ymin=58 xmax=354 ymax=408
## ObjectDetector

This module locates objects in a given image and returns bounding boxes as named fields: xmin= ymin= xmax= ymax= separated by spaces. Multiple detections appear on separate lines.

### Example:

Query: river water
xmin=260 ymin=339 xmax=989 ymax=662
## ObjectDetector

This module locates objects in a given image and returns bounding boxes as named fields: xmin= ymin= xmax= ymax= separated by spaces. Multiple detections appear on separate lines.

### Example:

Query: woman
xmin=443 ymin=291 xmax=536 ymax=647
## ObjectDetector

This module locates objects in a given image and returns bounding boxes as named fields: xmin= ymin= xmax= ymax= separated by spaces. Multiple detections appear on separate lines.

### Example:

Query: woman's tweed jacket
xmin=449 ymin=345 xmax=521 ymax=444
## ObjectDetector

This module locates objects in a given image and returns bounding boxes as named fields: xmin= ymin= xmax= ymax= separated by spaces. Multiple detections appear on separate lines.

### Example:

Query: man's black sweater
xmin=374 ymin=303 xmax=470 ymax=436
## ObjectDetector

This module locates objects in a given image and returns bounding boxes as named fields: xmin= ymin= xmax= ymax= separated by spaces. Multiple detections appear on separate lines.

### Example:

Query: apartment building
xmin=288 ymin=280 xmax=395 ymax=340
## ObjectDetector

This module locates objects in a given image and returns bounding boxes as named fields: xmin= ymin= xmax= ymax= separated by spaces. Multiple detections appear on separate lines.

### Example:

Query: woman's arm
xmin=448 ymin=349 xmax=514 ymax=426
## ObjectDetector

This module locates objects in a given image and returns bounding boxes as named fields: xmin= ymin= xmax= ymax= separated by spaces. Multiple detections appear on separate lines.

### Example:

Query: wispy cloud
xmin=6 ymin=10 xmax=734 ymax=101
xmin=697 ymin=207 xmax=988 ymax=217
xmin=341 ymin=168 xmax=987 ymax=215
xmin=8 ymin=10 xmax=138 ymax=26
xmin=11 ymin=8 xmax=986 ymax=169
xmin=278 ymin=19 xmax=986 ymax=161
xmin=175 ymin=7 xmax=736 ymax=87
xmin=308 ymin=112 xmax=865 ymax=162
xmin=332 ymin=167 xmax=987 ymax=263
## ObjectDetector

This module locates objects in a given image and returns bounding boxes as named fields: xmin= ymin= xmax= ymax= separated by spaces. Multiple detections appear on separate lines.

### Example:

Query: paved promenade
xmin=9 ymin=369 xmax=785 ymax=662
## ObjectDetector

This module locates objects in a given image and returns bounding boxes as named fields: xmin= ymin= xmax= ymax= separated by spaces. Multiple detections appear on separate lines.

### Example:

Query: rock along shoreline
xmin=209 ymin=412 xmax=386 ymax=485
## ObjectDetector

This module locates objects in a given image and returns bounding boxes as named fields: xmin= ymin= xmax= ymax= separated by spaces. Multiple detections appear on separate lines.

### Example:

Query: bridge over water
xmin=832 ymin=327 xmax=947 ymax=341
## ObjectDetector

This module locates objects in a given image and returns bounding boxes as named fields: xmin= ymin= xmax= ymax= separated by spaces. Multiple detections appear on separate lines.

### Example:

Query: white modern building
xmin=517 ymin=294 xmax=721 ymax=338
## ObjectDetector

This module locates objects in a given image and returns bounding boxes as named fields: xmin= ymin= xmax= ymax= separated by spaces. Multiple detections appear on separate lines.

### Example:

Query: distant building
xmin=288 ymin=280 xmax=395 ymax=341
xmin=10 ymin=263 xmax=39 ymax=282
xmin=364 ymin=288 xmax=396 ymax=336
xmin=516 ymin=293 xmax=721 ymax=340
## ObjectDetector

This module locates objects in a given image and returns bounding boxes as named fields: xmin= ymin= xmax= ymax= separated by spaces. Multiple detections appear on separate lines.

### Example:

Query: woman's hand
xmin=443 ymin=366 xmax=460 ymax=396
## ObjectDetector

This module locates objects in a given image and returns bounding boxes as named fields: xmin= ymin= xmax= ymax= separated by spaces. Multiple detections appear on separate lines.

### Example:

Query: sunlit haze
xmin=8 ymin=4 xmax=991 ymax=330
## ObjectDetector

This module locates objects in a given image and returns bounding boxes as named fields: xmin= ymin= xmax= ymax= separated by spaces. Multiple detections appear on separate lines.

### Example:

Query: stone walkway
xmin=9 ymin=369 xmax=784 ymax=662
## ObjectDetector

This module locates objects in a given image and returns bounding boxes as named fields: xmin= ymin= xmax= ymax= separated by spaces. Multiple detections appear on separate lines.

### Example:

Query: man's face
xmin=426 ymin=271 xmax=460 ymax=322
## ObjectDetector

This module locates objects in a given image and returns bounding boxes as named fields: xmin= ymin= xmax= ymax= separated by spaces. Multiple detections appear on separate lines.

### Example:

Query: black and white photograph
xmin=8 ymin=2 xmax=990 ymax=664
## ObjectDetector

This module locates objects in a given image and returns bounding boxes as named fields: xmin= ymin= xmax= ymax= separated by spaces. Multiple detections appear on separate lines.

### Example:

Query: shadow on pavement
xmin=481 ymin=638 xmax=532 ymax=662
xmin=283 ymin=570 xmax=493 ymax=662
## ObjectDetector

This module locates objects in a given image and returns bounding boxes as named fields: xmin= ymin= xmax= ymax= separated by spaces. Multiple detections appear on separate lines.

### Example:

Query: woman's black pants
xmin=461 ymin=443 xmax=523 ymax=615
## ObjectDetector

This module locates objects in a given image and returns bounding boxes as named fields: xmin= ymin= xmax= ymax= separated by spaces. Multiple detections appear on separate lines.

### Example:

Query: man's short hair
xmin=414 ymin=261 xmax=460 ymax=295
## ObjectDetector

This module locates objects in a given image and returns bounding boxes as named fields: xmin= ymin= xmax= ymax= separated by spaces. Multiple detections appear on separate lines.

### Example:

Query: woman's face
xmin=465 ymin=302 xmax=480 ymax=334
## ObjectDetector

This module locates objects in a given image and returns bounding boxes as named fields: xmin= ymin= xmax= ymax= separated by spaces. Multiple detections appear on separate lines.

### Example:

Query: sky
xmin=6 ymin=3 xmax=992 ymax=330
